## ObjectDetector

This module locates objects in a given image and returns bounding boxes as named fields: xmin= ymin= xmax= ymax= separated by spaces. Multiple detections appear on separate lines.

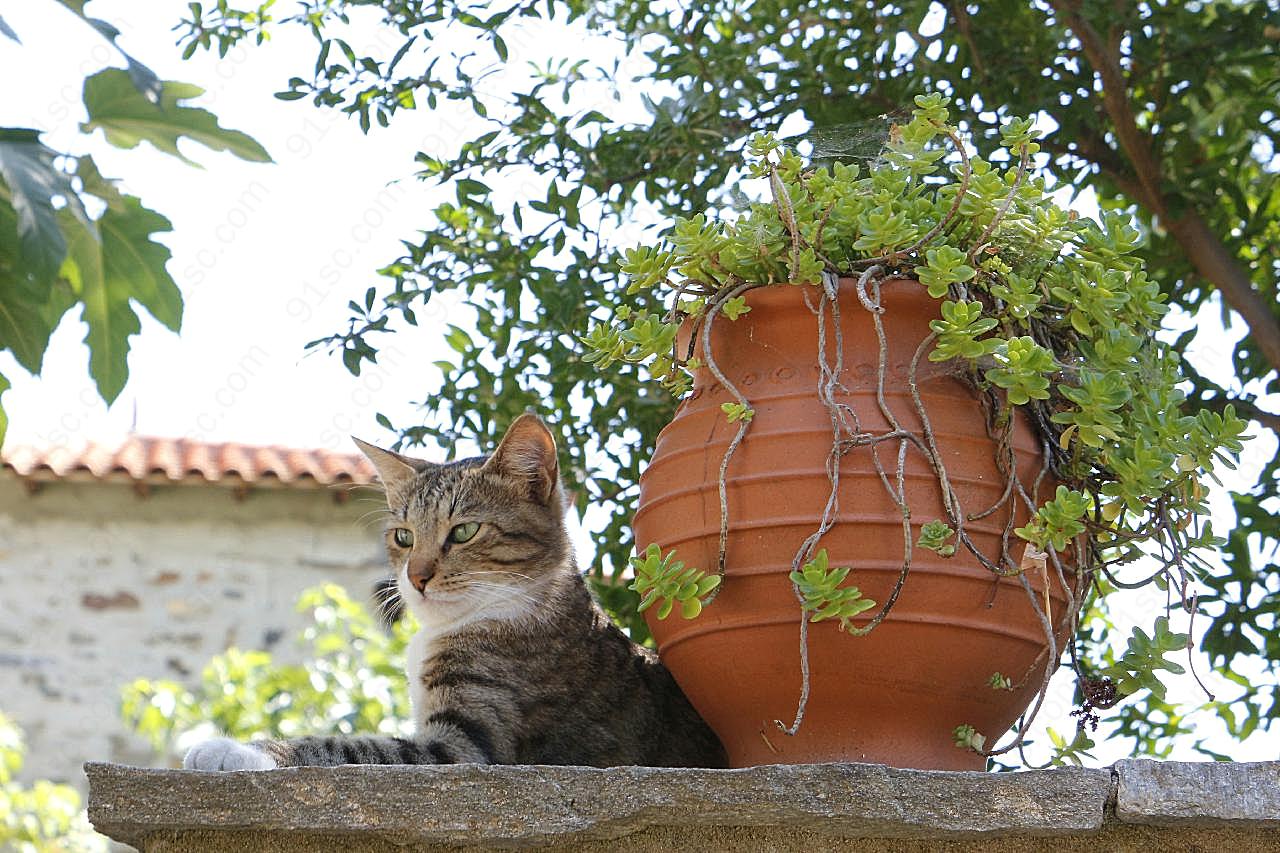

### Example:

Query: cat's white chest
xmin=405 ymin=628 xmax=445 ymax=728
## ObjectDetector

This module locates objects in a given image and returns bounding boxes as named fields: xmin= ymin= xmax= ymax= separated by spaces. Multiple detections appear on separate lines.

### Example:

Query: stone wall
xmin=86 ymin=759 xmax=1280 ymax=851
xmin=0 ymin=474 xmax=387 ymax=790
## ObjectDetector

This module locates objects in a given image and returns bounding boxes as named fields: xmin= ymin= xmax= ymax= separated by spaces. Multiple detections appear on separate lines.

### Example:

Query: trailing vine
xmin=592 ymin=93 xmax=1249 ymax=761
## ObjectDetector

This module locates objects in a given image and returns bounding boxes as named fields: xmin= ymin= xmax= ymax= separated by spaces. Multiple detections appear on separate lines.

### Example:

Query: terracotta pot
xmin=632 ymin=277 xmax=1076 ymax=770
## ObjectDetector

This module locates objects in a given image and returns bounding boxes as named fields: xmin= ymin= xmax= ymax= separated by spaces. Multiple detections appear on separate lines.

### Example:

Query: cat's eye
xmin=448 ymin=522 xmax=480 ymax=544
xmin=392 ymin=528 xmax=414 ymax=548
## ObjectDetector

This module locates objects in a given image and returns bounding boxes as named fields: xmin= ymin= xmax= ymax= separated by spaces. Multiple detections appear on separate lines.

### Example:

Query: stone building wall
xmin=0 ymin=473 xmax=388 ymax=791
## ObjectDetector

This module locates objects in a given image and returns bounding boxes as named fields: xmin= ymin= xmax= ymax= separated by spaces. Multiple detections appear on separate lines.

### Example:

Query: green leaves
xmin=122 ymin=583 xmax=417 ymax=757
xmin=988 ymin=272 xmax=1041 ymax=320
xmin=670 ymin=214 xmax=729 ymax=268
xmin=987 ymin=672 xmax=1014 ymax=690
xmin=0 ymin=711 xmax=100 ymax=850
xmin=998 ymin=116 xmax=1041 ymax=154
xmin=850 ymin=205 xmax=917 ymax=254
xmin=916 ymin=246 xmax=976 ymax=298
xmin=985 ymin=336 xmax=1055 ymax=405
xmin=0 ymin=38 xmax=269 ymax=425
xmin=51 ymin=192 xmax=186 ymax=404
xmin=1103 ymin=617 xmax=1190 ymax=702
xmin=1053 ymin=369 xmax=1132 ymax=449
xmin=0 ymin=192 xmax=76 ymax=373
xmin=621 ymin=314 xmax=679 ymax=361
xmin=790 ymin=549 xmax=877 ymax=632
xmin=63 ymin=211 xmax=136 ymax=404
xmin=953 ymin=723 xmax=985 ymax=753
xmin=100 ymin=197 xmax=182 ymax=332
xmin=0 ymin=168 xmax=181 ymax=403
xmin=1044 ymin=727 xmax=1097 ymax=767
xmin=0 ymin=129 xmax=86 ymax=286
xmin=1189 ymin=404 xmax=1249 ymax=471
xmin=628 ymin=544 xmax=720 ymax=620
xmin=720 ymin=295 xmax=751 ymax=320
xmin=1015 ymin=486 xmax=1090 ymax=552
xmin=917 ymin=520 xmax=956 ymax=557
xmin=620 ymin=246 xmax=675 ymax=295
xmin=720 ymin=401 xmax=754 ymax=423
xmin=445 ymin=324 xmax=473 ymax=354
xmin=911 ymin=93 xmax=950 ymax=124
xmin=582 ymin=309 xmax=685 ymax=392
xmin=81 ymin=69 xmax=272 ymax=166
xmin=927 ymin=300 xmax=999 ymax=362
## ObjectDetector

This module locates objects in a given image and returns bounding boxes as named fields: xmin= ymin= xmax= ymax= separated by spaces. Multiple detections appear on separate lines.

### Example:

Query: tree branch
xmin=948 ymin=2 xmax=986 ymax=79
xmin=1050 ymin=0 xmax=1165 ymax=209
xmin=1163 ymin=210 xmax=1280 ymax=377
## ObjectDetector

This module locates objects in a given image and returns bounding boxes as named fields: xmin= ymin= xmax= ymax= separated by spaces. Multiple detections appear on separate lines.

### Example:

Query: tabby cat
xmin=184 ymin=414 xmax=726 ymax=770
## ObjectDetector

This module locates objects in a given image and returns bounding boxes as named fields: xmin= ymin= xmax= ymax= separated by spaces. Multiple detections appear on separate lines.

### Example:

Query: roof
xmin=0 ymin=435 xmax=377 ymax=494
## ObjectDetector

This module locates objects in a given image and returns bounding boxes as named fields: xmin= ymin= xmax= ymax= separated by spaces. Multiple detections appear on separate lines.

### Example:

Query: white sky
xmin=1 ymin=0 xmax=1277 ymax=767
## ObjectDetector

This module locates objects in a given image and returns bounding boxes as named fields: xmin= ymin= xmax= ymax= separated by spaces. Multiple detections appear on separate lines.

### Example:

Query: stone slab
xmin=86 ymin=761 xmax=1110 ymax=850
xmin=1114 ymin=759 xmax=1280 ymax=828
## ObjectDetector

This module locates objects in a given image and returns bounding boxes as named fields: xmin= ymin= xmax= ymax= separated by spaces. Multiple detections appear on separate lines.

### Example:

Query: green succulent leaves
xmin=986 ymin=336 xmax=1055 ymax=405
xmin=917 ymin=520 xmax=957 ymax=557
xmin=629 ymin=544 xmax=721 ymax=620
xmin=720 ymin=401 xmax=754 ymax=423
xmin=720 ymin=296 xmax=751 ymax=320
xmin=928 ymin=300 xmax=999 ymax=362
xmin=620 ymin=245 xmax=675 ymax=295
xmin=1015 ymin=486 xmax=1090 ymax=552
xmin=917 ymin=246 xmax=976 ymax=298
xmin=790 ymin=549 xmax=877 ymax=632
xmin=953 ymin=724 xmax=986 ymax=752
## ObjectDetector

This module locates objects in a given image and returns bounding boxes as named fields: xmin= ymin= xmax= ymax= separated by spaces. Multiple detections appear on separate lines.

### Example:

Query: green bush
xmin=122 ymin=584 xmax=413 ymax=758
xmin=0 ymin=712 xmax=104 ymax=853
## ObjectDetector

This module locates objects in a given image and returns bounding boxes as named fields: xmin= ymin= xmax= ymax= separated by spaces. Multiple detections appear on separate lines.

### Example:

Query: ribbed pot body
xmin=632 ymin=278 xmax=1074 ymax=770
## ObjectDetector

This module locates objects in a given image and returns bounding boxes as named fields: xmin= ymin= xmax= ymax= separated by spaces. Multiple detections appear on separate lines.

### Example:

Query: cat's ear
xmin=351 ymin=437 xmax=428 ymax=492
xmin=484 ymin=414 xmax=559 ymax=505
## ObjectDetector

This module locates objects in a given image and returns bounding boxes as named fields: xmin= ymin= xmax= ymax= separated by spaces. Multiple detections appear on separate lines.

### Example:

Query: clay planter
xmin=632 ymin=277 xmax=1076 ymax=770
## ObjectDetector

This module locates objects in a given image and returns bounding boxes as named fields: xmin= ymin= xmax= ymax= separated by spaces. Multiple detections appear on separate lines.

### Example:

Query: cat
xmin=184 ymin=413 xmax=727 ymax=770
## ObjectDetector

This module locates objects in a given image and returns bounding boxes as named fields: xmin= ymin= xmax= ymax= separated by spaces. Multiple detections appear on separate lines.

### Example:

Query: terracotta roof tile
xmin=0 ymin=435 xmax=377 ymax=490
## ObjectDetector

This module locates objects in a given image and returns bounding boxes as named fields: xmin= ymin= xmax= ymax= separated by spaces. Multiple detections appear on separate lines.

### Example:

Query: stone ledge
xmin=85 ymin=760 xmax=1279 ymax=852
xmin=1115 ymin=758 xmax=1280 ymax=827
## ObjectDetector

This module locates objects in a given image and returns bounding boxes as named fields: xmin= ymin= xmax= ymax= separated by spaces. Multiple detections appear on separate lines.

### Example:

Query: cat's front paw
xmin=183 ymin=737 xmax=278 ymax=771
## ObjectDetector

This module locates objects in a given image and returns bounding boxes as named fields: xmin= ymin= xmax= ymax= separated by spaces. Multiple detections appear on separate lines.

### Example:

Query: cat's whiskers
xmin=372 ymin=583 xmax=401 ymax=609
xmin=354 ymin=506 xmax=396 ymax=527
xmin=372 ymin=597 xmax=402 ymax=625
xmin=449 ymin=569 xmax=536 ymax=582
xmin=343 ymin=482 xmax=387 ymax=499
xmin=448 ymin=580 xmax=542 ymax=610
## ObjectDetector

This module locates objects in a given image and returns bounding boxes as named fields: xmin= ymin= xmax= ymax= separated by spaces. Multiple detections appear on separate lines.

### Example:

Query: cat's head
xmin=355 ymin=414 xmax=572 ymax=631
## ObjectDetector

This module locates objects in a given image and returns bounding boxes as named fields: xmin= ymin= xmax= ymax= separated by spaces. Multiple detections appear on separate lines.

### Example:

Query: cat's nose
xmin=407 ymin=558 xmax=436 ymax=595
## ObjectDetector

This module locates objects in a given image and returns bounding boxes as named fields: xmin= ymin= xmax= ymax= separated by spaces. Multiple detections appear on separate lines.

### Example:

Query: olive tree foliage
xmin=179 ymin=0 xmax=1279 ymax=759
xmin=0 ymin=1 xmax=270 ymax=446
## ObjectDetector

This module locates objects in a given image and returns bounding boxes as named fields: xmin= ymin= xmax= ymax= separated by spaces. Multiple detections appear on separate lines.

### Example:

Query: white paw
xmin=183 ymin=737 xmax=278 ymax=771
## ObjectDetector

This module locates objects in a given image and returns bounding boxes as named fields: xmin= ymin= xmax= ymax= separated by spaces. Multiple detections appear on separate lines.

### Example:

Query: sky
xmin=1 ymin=0 xmax=1277 ymax=766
